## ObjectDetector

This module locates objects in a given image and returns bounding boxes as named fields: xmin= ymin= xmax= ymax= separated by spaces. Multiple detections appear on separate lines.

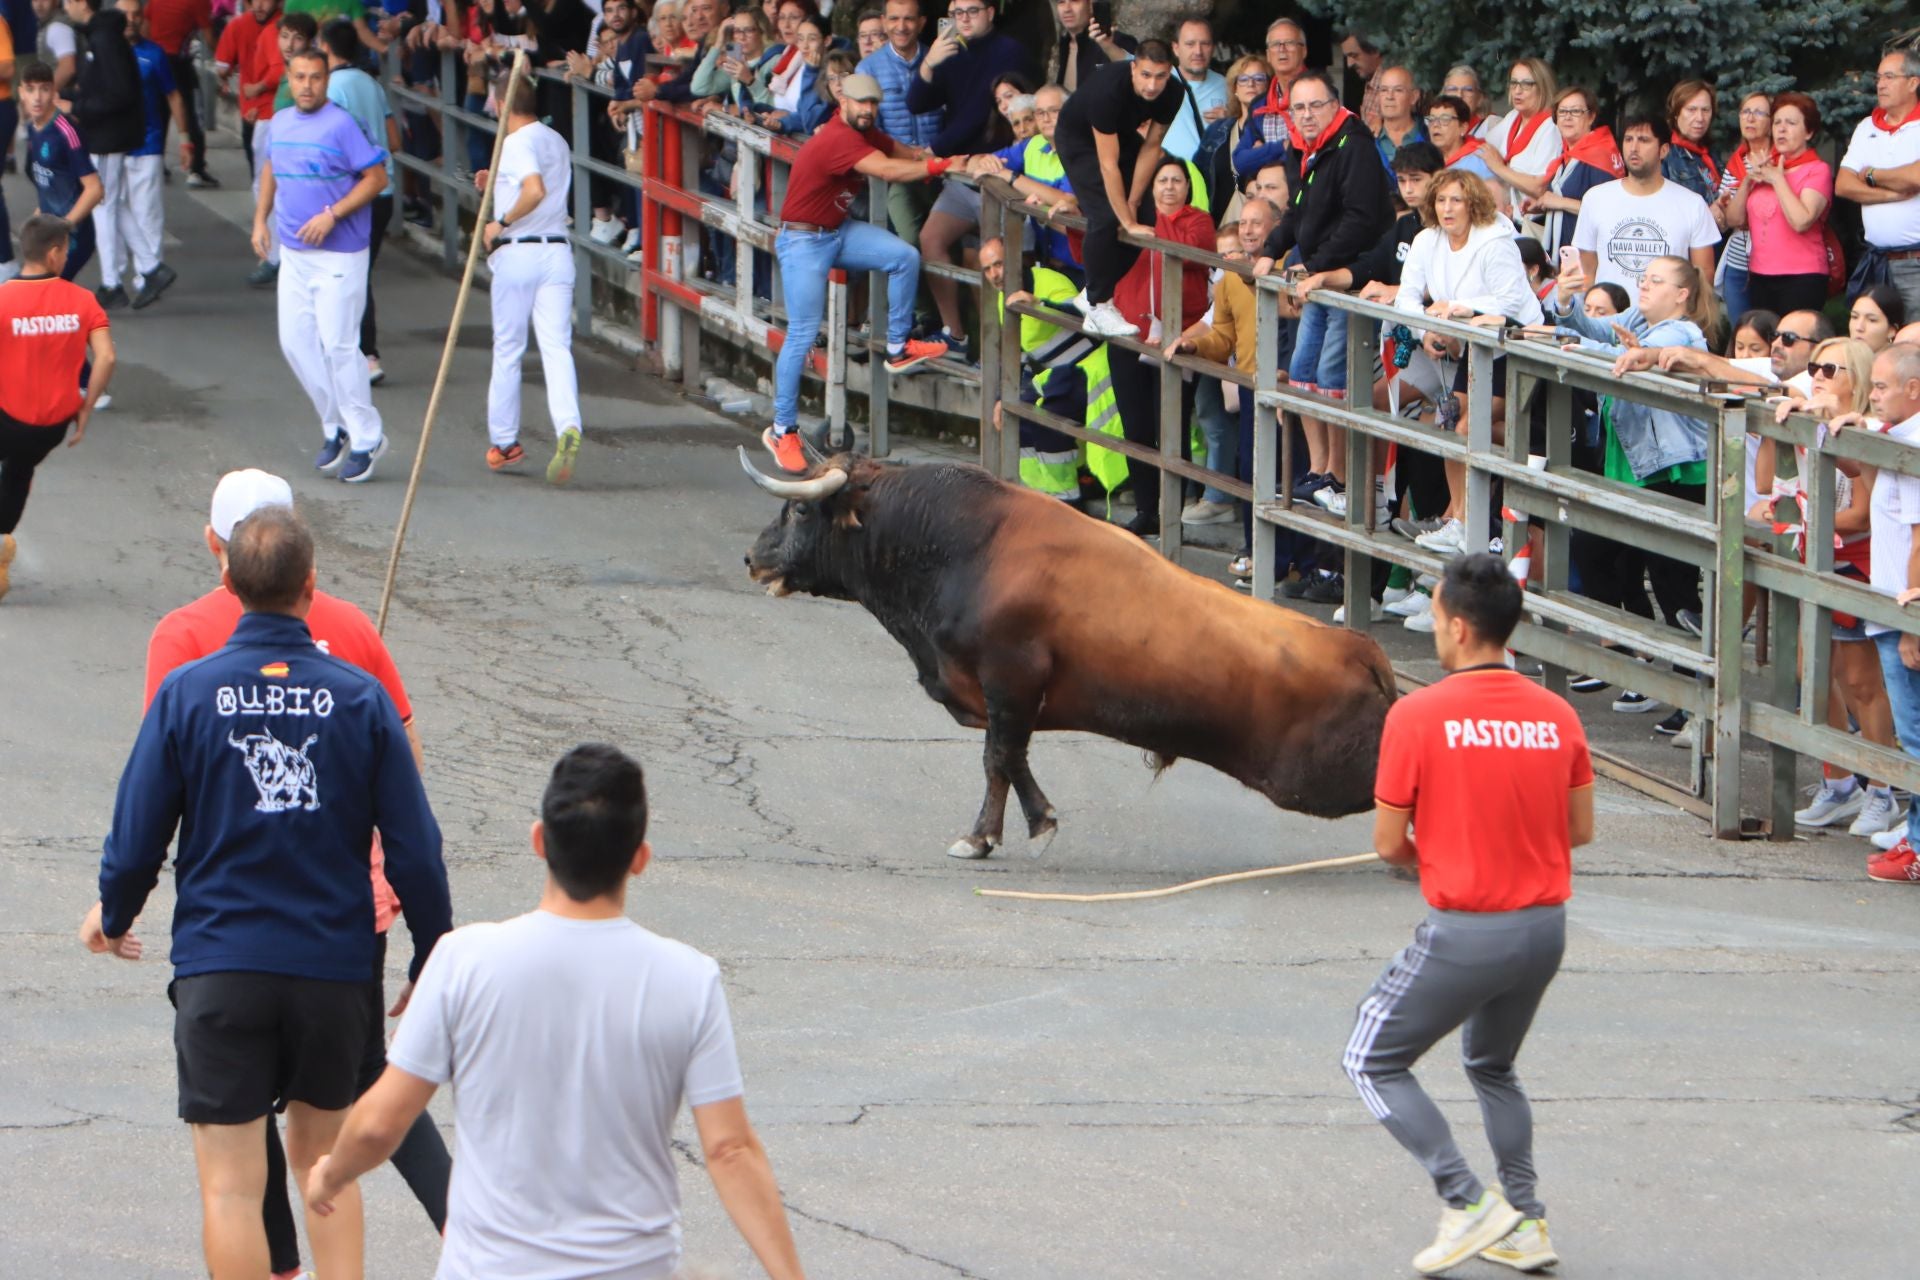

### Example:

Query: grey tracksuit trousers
xmin=1343 ymin=904 xmax=1566 ymax=1218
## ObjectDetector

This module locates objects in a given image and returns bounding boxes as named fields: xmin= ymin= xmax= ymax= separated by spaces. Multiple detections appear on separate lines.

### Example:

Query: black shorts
xmin=170 ymin=972 xmax=373 ymax=1124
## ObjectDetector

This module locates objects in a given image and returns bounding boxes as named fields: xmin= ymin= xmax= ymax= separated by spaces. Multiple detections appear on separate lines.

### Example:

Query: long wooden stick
xmin=974 ymin=852 xmax=1384 ymax=903
xmin=377 ymin=50 xmax=530 ymax=636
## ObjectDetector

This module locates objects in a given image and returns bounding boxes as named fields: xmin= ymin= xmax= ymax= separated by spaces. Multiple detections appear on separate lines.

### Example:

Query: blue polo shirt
xmin=101 ymin=611 xmax=452 ymax=983
xmin=26 ymin=112 xmax=95 ymax=216
xmin=264 ymin=99 xmax=388 ymax=253
xmin=132 ymin=39 xmax=178 ymax=159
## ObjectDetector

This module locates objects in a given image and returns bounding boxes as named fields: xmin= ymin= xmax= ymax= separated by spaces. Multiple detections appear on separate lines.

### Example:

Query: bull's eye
xmin=793 ymin=502 xmax=813 ymax=520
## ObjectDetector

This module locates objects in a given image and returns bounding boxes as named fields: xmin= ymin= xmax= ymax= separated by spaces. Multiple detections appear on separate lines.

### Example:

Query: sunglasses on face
xmin=1775 ymin=331 xmax=1814 ymax=347
xmin=1808 ymin=362 xmax=1843 ymax=379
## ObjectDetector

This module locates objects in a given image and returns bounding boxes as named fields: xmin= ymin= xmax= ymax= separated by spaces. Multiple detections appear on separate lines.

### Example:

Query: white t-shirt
xmin=1728 ymin=358 xmax=1815 ymax=510
xmin=494 ymin=121 xmax=573 ymax=238
xmin=42 ymin=20 xmax=77 ymax=62
xmin=389 ymin=911 xmax=745 ymax=1280
xmin=1840 ymin=112 xmax=1920 ymax=250
xmin=1867 ymin=414 xmax=1920 ymax=634
xmin=1571 ymin=178 xmax=1721 ymax=290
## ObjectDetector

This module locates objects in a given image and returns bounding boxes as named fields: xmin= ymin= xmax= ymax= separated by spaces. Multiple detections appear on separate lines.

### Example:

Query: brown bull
xmin=741 ymin=449 xmax=1398 ymax=859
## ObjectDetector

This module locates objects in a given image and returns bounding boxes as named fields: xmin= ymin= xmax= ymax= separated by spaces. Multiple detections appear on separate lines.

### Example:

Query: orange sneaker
xmin=885 ymin=336 xmax=949 ymax=373
xmin=487 ymin=442 xmax=525 ymax=471
xmin=763 ymin=426 xmax=809 ymax=474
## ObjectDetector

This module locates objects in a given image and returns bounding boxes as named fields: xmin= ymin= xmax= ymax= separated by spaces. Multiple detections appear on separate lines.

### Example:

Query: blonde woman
xmin=1756 ymin=337 xmax=1897 ymax=833
xmin=1478 ymin=57 xmax=1560 ymax=201
xmin=1206 ymin=53 xmax=1270 ymax=222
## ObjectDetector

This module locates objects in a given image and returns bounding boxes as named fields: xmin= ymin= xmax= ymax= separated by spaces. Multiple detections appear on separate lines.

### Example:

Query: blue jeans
xmin=1874 ymin=632 xmax=1920 ymax=765
xmin=1720 ymin=263 xmax=1751 ymax=329
xmin=773 ymin=221 xmax=918 ymax=429
xmin=1195 ymin=376 xmax=1235 ymax=504
xmin=1288 ymin=300 xmax=1349 ymax=395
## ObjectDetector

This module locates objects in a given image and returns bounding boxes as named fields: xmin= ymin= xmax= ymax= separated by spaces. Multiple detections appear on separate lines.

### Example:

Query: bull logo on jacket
xmin=228 ymin=728 xmax=322 ymax=813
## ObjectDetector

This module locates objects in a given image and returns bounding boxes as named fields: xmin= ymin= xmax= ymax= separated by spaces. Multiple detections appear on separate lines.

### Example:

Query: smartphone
xmin=726 ymin=41 xmax=743 ymax=60
xmin=1557 ymin=245 xmax=1579 ymax=271
xmin=1092 ymin=1 xmax=1112 ymax=30
xmin=937 ymin=16 xmax=953 ymax=38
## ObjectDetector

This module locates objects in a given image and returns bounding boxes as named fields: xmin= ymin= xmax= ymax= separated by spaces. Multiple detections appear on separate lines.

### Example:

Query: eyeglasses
xmin=1266 ymin=39 xmax=1305 ymax=51
xmin=1236 ymin=74 xmax=1269 ymax=85
xmin=1508 ymin=77 xmax=1537 ymax=89
xmin=948 ymin=4 xmax=987 ymax=15
xmin=1808 ymin=362 xmax=1843 ymax=380
xmin=1555 ymin=106 xmax=1591 ymax=118
xmin=1290 ymin=97 xmax=1336 ymax=115
xmin=1739 ymin=107 xmax=1770 ymax=119
xmin=1876 ymin=71 xmax=1920 ymax=82
xmin=1774 ymin=331 xmax=1814 ymax=347
xmin=1035 ymin=105 xmax=1061 ymax=116
xmin=1442 ymin=82 xmax=1477 ymax=96
xmin=1425 ymin=113 xmax=1461 ymax=126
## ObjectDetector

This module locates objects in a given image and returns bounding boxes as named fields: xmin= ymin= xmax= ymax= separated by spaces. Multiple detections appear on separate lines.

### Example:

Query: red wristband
xmin=926 ymin=156 xmax=954 ymax=178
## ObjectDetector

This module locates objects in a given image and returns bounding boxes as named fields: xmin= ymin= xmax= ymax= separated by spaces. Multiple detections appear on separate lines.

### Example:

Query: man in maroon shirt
xmin=762 ymin=72 xmax=997 ymax=473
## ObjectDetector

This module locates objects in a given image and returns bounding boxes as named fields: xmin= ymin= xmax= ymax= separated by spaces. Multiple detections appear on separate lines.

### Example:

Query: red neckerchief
xmin=1504 ymin=110 xmax=1551 ymax=158
xmin=1872 ymin=104 xmax=1920 ymax=131
xmin=1727 ymin=143 xmax=1766 ymax=183
xmin=1669 ymin=136 xmax=1719 ymax=188
xmin=1261 ymin=78 xmax=1308 ymax=152
xmin=1543 ymin=126 xmax=1623 ymax=183
xmin=1775 ymin=146 xmax=1820 ymax=171
xmin=1466 ymin=114 xmax=1486 ymax=136
xmin=1445 ymin=138 xmax=1483 ymax=167
xmin=1296 ymin=106 xmax=1355 ymax=171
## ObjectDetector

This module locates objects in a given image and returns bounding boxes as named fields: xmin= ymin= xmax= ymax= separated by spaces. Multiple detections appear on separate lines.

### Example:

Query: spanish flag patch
xmin=260 ymin=662 xmax=291 ymax=678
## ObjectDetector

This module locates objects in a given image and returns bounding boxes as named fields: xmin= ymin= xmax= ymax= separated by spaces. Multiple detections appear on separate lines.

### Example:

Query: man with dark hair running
xmin=309 ymin=744 xmax=808 ymax=1280
xmin=1343 ymin=552 xmax=1594 ymax=1276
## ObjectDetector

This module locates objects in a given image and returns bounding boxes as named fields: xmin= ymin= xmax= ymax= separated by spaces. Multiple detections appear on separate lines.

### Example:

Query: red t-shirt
xmin=145 ymin=0 xmax=211 ymax=56
xmin=0 ymin=276 xmax=109 ymax=427
xmin=216 ymin=13 xmax=281 ymax=122
xmin=778 ymin=114 xmax=899 ymax=230
xmin=1374 ymin=668 xmax=1592 ymax=912
xmin=145 ymin=586 xmax=414 ymax=930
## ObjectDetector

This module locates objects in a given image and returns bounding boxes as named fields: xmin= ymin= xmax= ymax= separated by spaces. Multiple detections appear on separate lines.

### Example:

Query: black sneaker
xmin=146 ymin=262 xmax=179 ymax=296
xmin=1612 ymin=691 xmax=1657 ymax=713
xmin=1676 ymin=608 xmax=1703 ymax=637
xmin=1291 ymin=470 xmax=1329 ymax=501
xmin=185 ymin=170 xmax=220 ymax=188
xmin=1569 ymin=673 xmax=1609 ymax=693
xmin=1123 ymin=512 xmax=1159 ymax=538
xmin=1280 ymin=573 xmax=1315 ymax=599
xmin=130 ymin=277 xmax=165 ymax=310
xmin=1303 ymin=571 xmax=1346 ymax=604
xmin=96 ymin=285 xmax=129 ymax=310
xmin=1654 ymin=708 xmax=1689 ymax=735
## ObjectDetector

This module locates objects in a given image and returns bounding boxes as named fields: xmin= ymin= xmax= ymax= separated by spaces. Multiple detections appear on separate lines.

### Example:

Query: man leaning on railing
xmin=760 ymin=73 xmax=999 ymax=475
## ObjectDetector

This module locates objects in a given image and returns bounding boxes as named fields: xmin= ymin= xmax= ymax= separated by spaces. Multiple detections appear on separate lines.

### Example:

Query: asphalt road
xmin=2 ymin=148 xmax=1916 ymax=1280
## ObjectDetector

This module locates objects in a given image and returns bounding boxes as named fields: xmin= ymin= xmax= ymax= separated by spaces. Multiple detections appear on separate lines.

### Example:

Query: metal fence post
xmin=825 ymin=270 xmax=849 ymax=447
xmin=439 ymin=49 xmax=462 ymax=269
xmin=869 ymin=174 xmax=893 ymax=457
xmin=1341 ymin=299 xmax=1377 ymax=629
xmin=1710 ymin=401 xmax=1749 ymax=836
xmin=1462 ymin=340 xmax=1494 ymax=555
xmin=1252 ymin=283 xmax=1280 ymax=601
xmin=570 ymin=77 xmax=594 ymax=335
xmin=977 ymin=186 xmax=1006 ymax=475
xmin=1157 ymin=247 xmax=1185 ymax=564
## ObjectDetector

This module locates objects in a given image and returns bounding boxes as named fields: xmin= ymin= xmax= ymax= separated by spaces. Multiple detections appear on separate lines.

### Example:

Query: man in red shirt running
xmin=1343 ymin=553 xmax=1594 ymax=1277
xmin=139 ymin=468 xmax=452 ymax=1280
xmin=0 ymin=212 xmax=116 ymax=603
xmin=762 ymin=72 xmax=994 ymax=473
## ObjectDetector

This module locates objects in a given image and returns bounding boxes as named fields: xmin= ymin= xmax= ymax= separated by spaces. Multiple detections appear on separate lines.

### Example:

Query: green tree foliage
xmin=1301 ymin=0 xmax=1906 ymax=142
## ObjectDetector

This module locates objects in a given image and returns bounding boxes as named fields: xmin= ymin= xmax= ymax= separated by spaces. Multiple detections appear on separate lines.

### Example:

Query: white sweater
xmin=1394 ymin=216 xmax=1544 ymax=331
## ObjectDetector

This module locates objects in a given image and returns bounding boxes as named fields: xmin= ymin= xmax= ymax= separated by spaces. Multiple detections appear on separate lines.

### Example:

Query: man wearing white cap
xmin=129 ymin=467 xmax=454 ymax=1280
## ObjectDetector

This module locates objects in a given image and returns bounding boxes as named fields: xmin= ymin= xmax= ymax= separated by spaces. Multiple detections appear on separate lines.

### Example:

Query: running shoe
xmin=315 ymin=434 xmax=348 ymax=473
xmin=96 ymin=284 xmax=129 ymax=310
xmin=1568 ymin=673 xmax=1609 ymax=693
xmin=1848 ymin=788 xmax=1901 ymax=838
xmin=1404 ymin=606 xmax=1438 ymax=634
xmin=487 ymin=442 xmax=525 ymax=470
xmin=1872 ymin=820 xmax=1909 ymax=853
xmin=548 ymin=427 xmax=582 ymax=485
xmin=1415 ymin=518 xmax=1466 ymax=555
xmin=366 ymin=355 xmax=385 ymax=386
xmin=1867 ymin=840 xmax=1920 ymax=883
xmin=147 ymin=261 xmax=179 ymax=296
xmin=763 ymin=426 xmax=809 ymax=474
xmin=1795 ymin=781 xmax=1865 ymax=828
xmin=1611 ymin=691 xmax=1657 ymax=714
xmin=186 ymin=170 xmax=219 ymax=188
xmin=1391 ymin=514 xmax=1445 ymax=541
xmin=340 ymin=437 xmax=389 ymax=483
xmin=885 ymin=336 xmax=949 ymax=373
xmin=247 ymin=260 xmax=279 ymax=289
xmin=1082 ymin=301 xmax=1139 ymax=338
xmin=1480 ymin=1218 xmax=1559 ymax=1273
xmin=1654 ymin=708 xmax=1688 ymax=736
xmin=1385 ymin=590 xmax=1431 ymax=620
xmin=1413 ymin=1190 xmax=1523 ymax=1276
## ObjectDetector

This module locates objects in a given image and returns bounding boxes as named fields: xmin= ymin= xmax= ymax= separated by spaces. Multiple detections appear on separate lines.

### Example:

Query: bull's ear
xmin=830 ymin=480 xmax=870 ymax=530
xmin=833 ymin=505 xmax=864 ymax=530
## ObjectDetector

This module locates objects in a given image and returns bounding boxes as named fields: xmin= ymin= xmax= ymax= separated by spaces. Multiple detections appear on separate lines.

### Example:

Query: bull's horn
xmin=736 ymin=447 xmax=850 ymax=501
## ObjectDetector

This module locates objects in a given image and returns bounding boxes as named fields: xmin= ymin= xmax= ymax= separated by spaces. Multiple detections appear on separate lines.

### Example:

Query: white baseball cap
xmin=209 ymin=469 xmax=295 ymax=542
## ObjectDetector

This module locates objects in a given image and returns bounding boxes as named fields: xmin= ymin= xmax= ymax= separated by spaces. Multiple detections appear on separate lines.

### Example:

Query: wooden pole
xmin=376 ymin=50 xmax=530 ymax=635
xmin=974 ymin=852 xmax=1384 ymax=904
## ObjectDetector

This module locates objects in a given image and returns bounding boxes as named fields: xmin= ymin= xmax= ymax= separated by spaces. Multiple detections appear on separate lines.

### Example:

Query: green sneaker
xmin=548 ymin=427 xmax=582 ymax=485
xmin=1413 ymin=1189 xmax=1523 ymax=1276
xmin=1481 ymin=1218 xmax=1558 ymax=1272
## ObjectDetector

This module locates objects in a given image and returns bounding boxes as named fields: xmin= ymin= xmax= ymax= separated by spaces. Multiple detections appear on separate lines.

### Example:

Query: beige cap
xmin=210 ymin=469 xmax=294 ymax=542
xmin=840 ymin=73 xmax=884 ymax=102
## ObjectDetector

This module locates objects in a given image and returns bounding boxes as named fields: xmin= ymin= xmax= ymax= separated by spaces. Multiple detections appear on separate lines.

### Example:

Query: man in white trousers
xmin=476 ymin=70 xmax=584 ymax=485
xmin=105 ymin=0 xmax=184 ymax=309
xmin=252 ymin=46 xmax=391 ymax=482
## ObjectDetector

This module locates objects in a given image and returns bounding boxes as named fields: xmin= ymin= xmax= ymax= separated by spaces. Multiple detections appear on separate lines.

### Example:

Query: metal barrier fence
xmin=362 ymin=49 xmax=1920 ymax=839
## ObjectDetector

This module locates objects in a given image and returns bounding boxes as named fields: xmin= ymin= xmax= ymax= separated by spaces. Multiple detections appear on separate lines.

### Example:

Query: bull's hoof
xmin=947 ymin=835 xmax=998 ymax=860
xmin=1026 ymin=811 xmax=1058 ymax=858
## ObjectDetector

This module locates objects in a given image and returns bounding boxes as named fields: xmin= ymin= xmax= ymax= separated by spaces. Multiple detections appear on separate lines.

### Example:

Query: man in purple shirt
xmin=252 ymin=47 xmax=391 ymax=484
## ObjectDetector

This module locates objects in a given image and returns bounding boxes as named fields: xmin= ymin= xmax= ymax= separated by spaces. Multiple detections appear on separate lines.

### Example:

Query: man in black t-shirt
xmin=1053 ymin=38 xmax=1178 ymax=338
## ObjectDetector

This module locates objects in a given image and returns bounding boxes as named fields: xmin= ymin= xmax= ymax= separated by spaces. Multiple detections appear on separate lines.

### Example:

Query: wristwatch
xmin=1865 ymin=167 xmax=1879 ymax=189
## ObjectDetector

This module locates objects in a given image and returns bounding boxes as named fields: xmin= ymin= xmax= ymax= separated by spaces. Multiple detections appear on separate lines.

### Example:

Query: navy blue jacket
xmin=904 ymin=29 xmax=1029 ymax=157
xmin=100 ymin=612 xmax=452 ymax=984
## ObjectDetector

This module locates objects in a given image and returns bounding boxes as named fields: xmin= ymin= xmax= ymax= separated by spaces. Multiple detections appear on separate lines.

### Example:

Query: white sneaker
xmin=621 ymin=226 xmax=643 ymax=252
xmin=1849 ymin=788 xmax=1900 ymax=837
xmin=1383 ymin=584 xmax=1413 ymax=607
xmin=589 ymin=216 xmax=624 ymax=245
xmin=1386 ymin=590 xmax=1431 ymax=619
xmin=94 ymin=394 xmax=113 ymax=411
xmin=1415 ymin=517 xmax=1466 ymax=554
xmin=1181 ymin=498 xmax=1236 ymax=525
xmin=1795 ymin=782 xmax=1865 ymax=828
xmin=1070 ymin=288 xmax=1092 ymax=316
xmin=1404 ymin=605 xmax=1437 ymax=633
xmin=1480 ymin=1217 xmax=1559 ymax=1273
xmin=1413 ymin=1191 xmax=1523 ymax=1276
xmin=1333 ymin=600 xmax=1384 ymax=623
xmin=1082 ymin=301 xmax=1139 ymax=338
xmin=1671 ymin=722 xmax=1696 ymax=750
xmin=1873 ymin=819 xmax=1909 ymax=852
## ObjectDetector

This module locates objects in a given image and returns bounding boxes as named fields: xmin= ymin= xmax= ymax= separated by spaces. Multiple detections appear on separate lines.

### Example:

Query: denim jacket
xmin=1553 ymin=296 xmax=1710 ymax=480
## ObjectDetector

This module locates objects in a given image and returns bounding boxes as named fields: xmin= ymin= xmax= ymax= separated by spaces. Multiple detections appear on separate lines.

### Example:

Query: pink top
xmin=1747 ymin=156 xmax=1833 ymax=277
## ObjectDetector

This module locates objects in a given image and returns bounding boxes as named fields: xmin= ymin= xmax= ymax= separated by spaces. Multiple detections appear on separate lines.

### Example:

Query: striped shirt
xmin=263 ymin=100 xmax=387 ymax=253
xmin=26 ymin=113 xmax=95 ymax=218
